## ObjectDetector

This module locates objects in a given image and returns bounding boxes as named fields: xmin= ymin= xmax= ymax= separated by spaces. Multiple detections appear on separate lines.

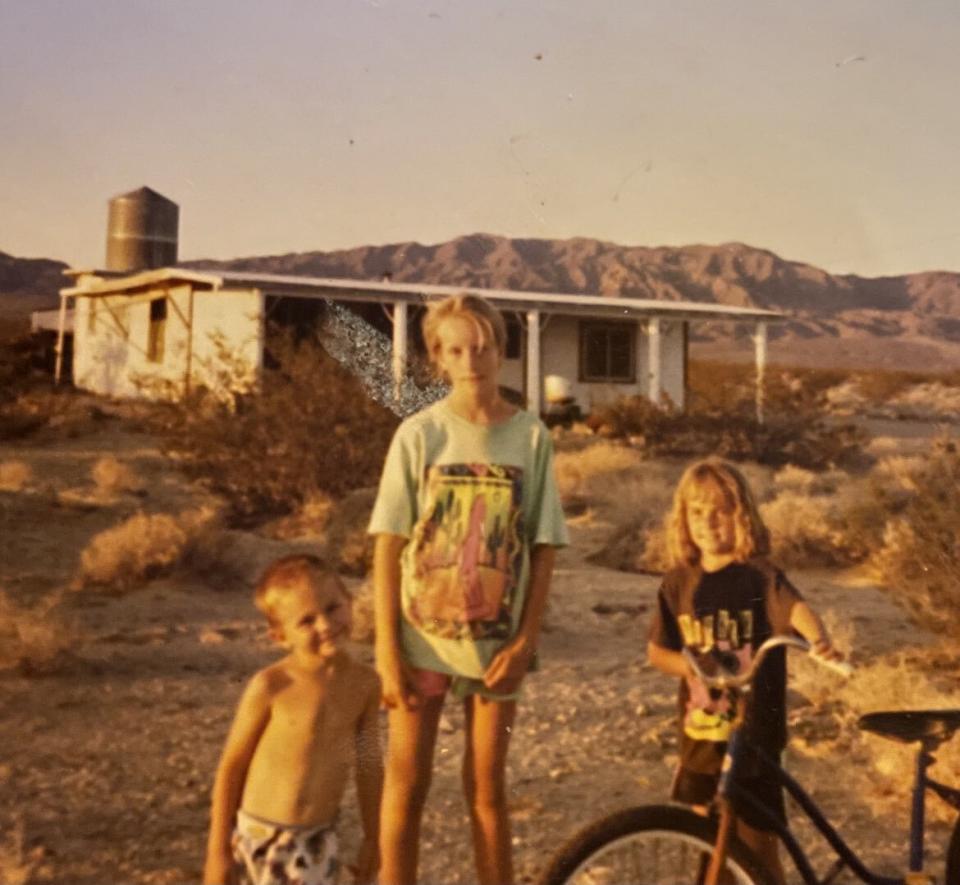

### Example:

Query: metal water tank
xmin=105 ymin=187 xmax=179 ymax=271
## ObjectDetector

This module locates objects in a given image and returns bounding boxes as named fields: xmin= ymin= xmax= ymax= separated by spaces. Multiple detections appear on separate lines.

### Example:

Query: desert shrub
xmin=0 ymin=815 xmax=36 ymax=885
xmin=553 ymin=441 xmax=645 ymax=504
xmin=91 ymin=455 xmax=143 ymax=497
xmin=145 ymin=329 xmax=399 ymax=523
xmin=687 ymin=361 xmax=847 ymax=415
xmin=587 ymin=394 xmax=864 ymax=471
xmin=761 ymin=492 xmax=853 ymax=567
xmin=840 ymin=649 xmax=960 ymax=822
xmin=0 ymin=387 xmax=109 ymax=442
xmin=850 ymin=368 xmax=935 ymax=403
xmin=78 ymin=507 xmax=217 ymax=590
xmin=350 ymin=580 xmax=375 ymax=644
xmin=0 ymin=460 xmax=32 ymax=492
xmin=0 ymin=590 xmax=83 ymax=676
xmin=869 ymin=437 xmax=960 ymax=639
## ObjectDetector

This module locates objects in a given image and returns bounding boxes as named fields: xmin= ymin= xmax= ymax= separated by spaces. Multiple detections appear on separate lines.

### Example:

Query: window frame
xmin=147 ymin=297 xmax=167 ymax=363
xmin=578 ymin=320 xmax=637 ymax=384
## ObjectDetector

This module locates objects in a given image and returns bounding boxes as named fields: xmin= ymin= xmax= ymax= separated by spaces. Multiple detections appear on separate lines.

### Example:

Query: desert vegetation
xmin=140 ymin=329 xmax=399 ymax=523
xmin=1 ymin=349 xmax=959 ymax=883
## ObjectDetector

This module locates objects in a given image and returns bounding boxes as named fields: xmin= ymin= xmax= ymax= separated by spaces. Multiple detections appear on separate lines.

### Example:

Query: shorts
xmin=232 ymin=808 xmax=339 ymax=885
xmin=671 ymin=765 xmax=786 ymax=833
xmin=409 ymin=666 xmax=525 ymax=701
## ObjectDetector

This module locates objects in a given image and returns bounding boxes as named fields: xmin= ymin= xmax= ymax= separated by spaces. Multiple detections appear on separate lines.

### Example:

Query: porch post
xmin=392 ymin=300 xmax=408 ymax=400
xmin=647 ymin=317 xmax=661 ymax=406
xmin=54 ymin=292 xmax=69 ymax=384
xmin=525 ymin=309 xmax=540 ymax=413
xmin=754 ymin=321 xmax=767 ymax=424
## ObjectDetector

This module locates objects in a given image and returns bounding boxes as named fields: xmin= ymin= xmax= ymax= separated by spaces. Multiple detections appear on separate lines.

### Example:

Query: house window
xmin=579 ymin=321 xmax=635 ymax=383
xmin=147 ymin=298 xmax=167 ymax=363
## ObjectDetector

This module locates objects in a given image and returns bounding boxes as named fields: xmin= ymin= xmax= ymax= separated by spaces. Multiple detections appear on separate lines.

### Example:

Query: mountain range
xmin=5 ymin=237 xmax=960 ymax=369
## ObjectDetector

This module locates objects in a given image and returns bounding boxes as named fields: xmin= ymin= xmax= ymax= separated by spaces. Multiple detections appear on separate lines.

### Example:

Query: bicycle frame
xmin=717 ymin=726 xmax=960 ymax=885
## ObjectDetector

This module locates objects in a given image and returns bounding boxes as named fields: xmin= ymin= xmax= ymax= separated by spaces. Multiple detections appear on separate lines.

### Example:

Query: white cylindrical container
xmin=544 ymin=374 xmax=572 ymax=403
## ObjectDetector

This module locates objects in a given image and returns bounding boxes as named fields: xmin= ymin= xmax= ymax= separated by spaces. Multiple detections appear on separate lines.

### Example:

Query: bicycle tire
xmin=537 ymin=803 xmax=776 ymax=885
xmin=946 ymin=812 xmax=960 ymax=885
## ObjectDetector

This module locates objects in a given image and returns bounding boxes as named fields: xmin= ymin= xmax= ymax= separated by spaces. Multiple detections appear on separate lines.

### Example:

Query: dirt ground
xmin=1 ymin=410 xmax=959 ymax=884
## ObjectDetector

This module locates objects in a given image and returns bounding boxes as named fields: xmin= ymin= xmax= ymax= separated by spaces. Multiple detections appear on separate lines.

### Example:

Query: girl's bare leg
xmin=380 ymin=695 xmax=445 ymax=885
xmin=463 ymin=694 xmax=517 ymax=885
xmin=736 ymin=821 xmax=785 ymax=885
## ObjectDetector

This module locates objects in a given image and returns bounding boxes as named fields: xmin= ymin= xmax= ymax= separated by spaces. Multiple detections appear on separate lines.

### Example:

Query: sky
xmin=2 ymin=0 xmax=959 ymax=277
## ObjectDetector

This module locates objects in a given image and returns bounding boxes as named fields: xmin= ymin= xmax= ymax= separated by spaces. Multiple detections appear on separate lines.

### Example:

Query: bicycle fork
xmin=704 ymin=696 xmax=749 ymax=885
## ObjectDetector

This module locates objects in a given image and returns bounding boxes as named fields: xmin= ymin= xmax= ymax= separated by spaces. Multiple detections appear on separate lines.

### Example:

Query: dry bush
xmin=78 ymin=507 xmax=218 ymax=591
xmin=91 ymin=455 xmax=143 ymax=497
xmin=850 ymin=368 xmax=935 ymax=403
xmin=144 ymin=329 xmax=399 ymax=523
xmin=0 ymin=590 xmax=84 ymax=676
xmin=350 ymin=580 xmax=375 ymax=644
xmin=869 ymin=437 xmax=960 ymax=639
xmin=761 ymin=492 xmax=855 ymax=568
xmin=266 ymin=492 xmax=336 ymax=540
xmin=0 ymin=460 xmax=32 ymax=492
xmin=0 ymin=815 xmax=38 ymax=885
xmin=840 ymin=650 xmax=960 ymax=822
xmin=186 ymin=529 xmax=323 ymax=592
xmin=687 ymin=361 xmax=847 ymax=416
xmin=587 ymin=394 xmax=864 ymax=472
xmin=0 ymin=386 xmax=109 ymax=442
xmin=772 ymin=464 xmax=841 ymax=496
xmin=553 ymin=441 xmax=645 ymax=504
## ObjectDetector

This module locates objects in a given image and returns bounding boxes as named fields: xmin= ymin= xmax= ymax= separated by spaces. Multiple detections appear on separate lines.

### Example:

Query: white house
xmin=57 ymin=266 xmax=782 ymax=418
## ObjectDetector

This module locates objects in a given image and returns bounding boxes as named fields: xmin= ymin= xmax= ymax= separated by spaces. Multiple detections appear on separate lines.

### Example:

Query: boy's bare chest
xmin=269 ymin=678 xmax=360 ymax=741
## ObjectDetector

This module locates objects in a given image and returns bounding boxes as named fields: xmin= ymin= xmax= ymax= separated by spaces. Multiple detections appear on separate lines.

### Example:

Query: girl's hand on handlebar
xmin=811 ymin=635 xmax=844 ymax=662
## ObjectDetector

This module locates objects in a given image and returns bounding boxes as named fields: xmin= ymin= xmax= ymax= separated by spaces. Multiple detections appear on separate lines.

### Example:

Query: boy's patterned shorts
xmin=232 ymin=809 xmax=339 ymax=885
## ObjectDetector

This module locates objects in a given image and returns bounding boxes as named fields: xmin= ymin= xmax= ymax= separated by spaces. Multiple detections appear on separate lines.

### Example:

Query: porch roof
xmin=62 ymin=266 xmax=785 ymax=324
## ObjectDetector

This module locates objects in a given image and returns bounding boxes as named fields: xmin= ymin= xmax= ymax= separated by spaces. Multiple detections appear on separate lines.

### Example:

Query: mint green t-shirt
xmin=368 ymin=399 xmax=569 ymax=679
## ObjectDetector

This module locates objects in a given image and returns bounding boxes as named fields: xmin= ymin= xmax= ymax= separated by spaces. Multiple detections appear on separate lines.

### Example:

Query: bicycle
xmin=538 ymin=635 xmax=960 ymax=885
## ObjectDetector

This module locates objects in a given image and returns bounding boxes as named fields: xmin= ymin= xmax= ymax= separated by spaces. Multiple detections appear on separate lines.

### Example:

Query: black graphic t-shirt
xmin=648 ymin=559 xmax=802 ymax=775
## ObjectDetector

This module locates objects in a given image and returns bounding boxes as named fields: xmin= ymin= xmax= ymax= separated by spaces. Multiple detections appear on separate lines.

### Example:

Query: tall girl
xmin=368 ymin=294 xmax=568 ymax=885
xmin=648 ymin=459 xmax=841 ymax=885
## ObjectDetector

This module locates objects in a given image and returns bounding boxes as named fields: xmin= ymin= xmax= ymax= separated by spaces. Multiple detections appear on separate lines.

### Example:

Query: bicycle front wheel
xmin=538 ymin=804 xmax=775 ymax=885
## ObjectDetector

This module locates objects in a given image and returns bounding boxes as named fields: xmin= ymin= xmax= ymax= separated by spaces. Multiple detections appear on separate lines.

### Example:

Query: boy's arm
xmin=373 ymin=532 xmax=420 ymax=709
xmin=203 ymin=673 xmax=272 ymax=885
xmin=352 ymin=673 xmax=384 ymax=884
xmin=790 ymin=600 xmax=843 ymax=659
xmin=483 ymin=543 xmax=556 ymax=691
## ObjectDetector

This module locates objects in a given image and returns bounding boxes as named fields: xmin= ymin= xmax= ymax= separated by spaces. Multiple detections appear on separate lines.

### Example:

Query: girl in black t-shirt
xmin=648 ymin=458 xmax=841 ymax=885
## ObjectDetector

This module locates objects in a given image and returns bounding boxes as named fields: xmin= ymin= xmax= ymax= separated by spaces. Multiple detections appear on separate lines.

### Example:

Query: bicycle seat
xmin=857 ymin=710 xmax=960 ymax=745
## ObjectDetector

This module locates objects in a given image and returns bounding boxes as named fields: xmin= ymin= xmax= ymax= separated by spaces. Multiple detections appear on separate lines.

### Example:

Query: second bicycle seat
xmin=857 ymin=710 xmax=960 ymax=745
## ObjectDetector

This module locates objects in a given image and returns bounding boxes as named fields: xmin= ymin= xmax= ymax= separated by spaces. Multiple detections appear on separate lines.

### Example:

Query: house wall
xmin=73 ymin=285 xmax=263 ymax=399
xmin=533 ymin=316 xmax=686 ymax=413
xmin=189 ymin=289 xmax=263 ymax=394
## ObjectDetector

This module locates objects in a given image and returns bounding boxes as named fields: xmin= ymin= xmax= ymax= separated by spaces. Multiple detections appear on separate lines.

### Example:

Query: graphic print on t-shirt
xmin=407 ymin=463 xmax=524 ymax=641
xmin=678 ymin=609 xmax=755 ymax=743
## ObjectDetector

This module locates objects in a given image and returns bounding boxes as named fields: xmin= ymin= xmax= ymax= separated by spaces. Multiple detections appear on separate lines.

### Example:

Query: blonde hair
xmin=421 ymin=294 xmax=507 ymax=373
xmin=666 ymin=459 xmax=769 ymax=568
xmin=254 ymin=554 xmax=341 ymax=629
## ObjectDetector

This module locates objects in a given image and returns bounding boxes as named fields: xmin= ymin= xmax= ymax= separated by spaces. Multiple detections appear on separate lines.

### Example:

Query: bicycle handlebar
xmin=681 ymin=635 xmax=853 ymax=691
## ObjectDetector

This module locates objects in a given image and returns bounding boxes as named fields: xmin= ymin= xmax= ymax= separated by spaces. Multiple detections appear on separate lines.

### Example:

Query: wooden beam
xmin=392 ymin=300 xmax=408 ymax=401
xmin=525 ymin=309 xmax=541 ymax=413
xmin=648 ymin=317 xmax=661 ymax=406
xmin=754 ymin=321 xmax=767 ymax=424
xmin=54 ymin=293 xmax=71 ymax=384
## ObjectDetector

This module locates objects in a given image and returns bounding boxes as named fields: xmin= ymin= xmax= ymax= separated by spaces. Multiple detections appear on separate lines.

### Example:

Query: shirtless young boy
xmin=203 ymin=555 xmax=383 ymax=885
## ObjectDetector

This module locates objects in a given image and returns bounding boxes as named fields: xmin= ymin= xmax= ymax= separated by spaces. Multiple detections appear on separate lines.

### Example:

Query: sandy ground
xmin=1 ymin=414 xmax=959 ymax=884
